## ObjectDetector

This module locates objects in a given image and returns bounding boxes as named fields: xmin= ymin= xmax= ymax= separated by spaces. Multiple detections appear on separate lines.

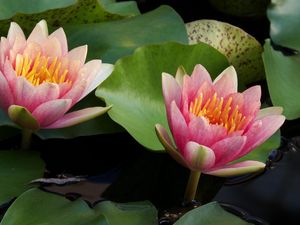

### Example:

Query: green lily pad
xmin=64 ymin=5 xmax=188 ymax=63
xmin=0 ymin=0 xmax=128 ymax=36
xmin=262 ymin=39 xmax=300 ymax=120
xmin=96 ymin=42 xmax=228 ymax=151
xmin=100 ymin=0 xmax=140 ymax=16
xmin=186 ymin=19 xmax=264 ymax=85
xmin=174 ymin=202 xmax=252 ymax=225
xmin=0 ymin=188 xmax=157 ymax=225
xmin=268 ymin=0 xmax=300 ymax=51
xmin=0 ymin=151 xmax=45 ymax=204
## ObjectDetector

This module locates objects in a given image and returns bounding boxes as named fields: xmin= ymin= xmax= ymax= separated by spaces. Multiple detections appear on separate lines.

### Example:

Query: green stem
xmin=184 ymin=170 xmax=201 ymax=203
xmin=21 ymin=129 xmax=33 ymax=150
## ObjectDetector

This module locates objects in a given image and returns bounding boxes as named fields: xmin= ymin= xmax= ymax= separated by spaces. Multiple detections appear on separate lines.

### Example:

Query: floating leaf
xmin=268 ymin=0 xmax=300 ymax=51
xmin=0 ymin=188 xmax=157 ymax=225
xmin=96 ymin=42 xmax=228 ymax=151
xmin=65 ymin=5 xmax=188 ymax=63
xmin=100 ymin=0 xmax=140 ymax=16
xmin=0 ymin=151 xmax=45 ymax=204
xmin=0 ymin=0 xmax=128 ymax=35
xmin=174 ymin=202 xmax=251 ymax=225
xmin=186 ymin=19 xmax=264 ymax=86
xmin=262 ymin=39 xmax=300 ymax=120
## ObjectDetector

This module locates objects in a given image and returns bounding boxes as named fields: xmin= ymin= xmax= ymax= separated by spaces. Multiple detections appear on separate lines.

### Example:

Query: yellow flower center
xmin=189 ymin=92 xmax=248 ymax=133
xmin=14 ymin=52 xmax=69 ymax=86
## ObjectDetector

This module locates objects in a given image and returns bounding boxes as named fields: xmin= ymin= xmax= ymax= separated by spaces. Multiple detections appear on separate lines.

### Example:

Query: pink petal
xmin=242 ymin=86 xmax=261 ymax=116
xmin=42 ymin=37 xmax=62 ymax=58
xmin=170 ymin=101 xmax=189 ymax=152
xmin=175 ymin=65 xmax=186 ymax=87
xmin=27 ymin=20 xmax=48 ymax=45
xmin=155 ymin=124 xmax=188 ymax=167
xmin=46 ymin=106 xmax=111 ymax=128
xmin=182 ymin=64 xmax=212 ymax=104
xmin=3 ymin=60 xmax=17 ymax=88
xmin=0 ymin=37 xmax=10 ymax=68
xmin=62 ymin=79 xmax=87 ymax=106
xmin=239 ymin=114 xmax=285 ymax=158
xmin=49 ymin=27 xmax=68 ymax=55
xmin=22 ymin=42 xmax=42 ymax=59
xmin=256 ymin=106 xmax=283 ymax=120
xmin=183 ymin=141 xmax=215 ymax=171
xmin=67 ymin=45 xmax=87 ymax=66
xmin=29 ymin=82 xmax=60 ymax=111
xmin=13 ymin=77 xmax=35 ymax=110
xmin=211 ymin=136 xmax=247 ymax=167
xmin=7 ymin=22 xmax=25 ymax=46
xmin=0 ymin=71 xmax=14 ymax=110
xmin=162 ymin=72 xmax=182 ymax=117
xmin=213 ymin=66 xmax=237 ymax=97
xmin=204 ymin=160 xmax=265 ymax=177
xmin=32 ymin=99 xmax=72 ymax=127
xmin=79 ymin=62 xmax=113 ymax=101
xmin=188 ymin=116 xmax=226 ymax=147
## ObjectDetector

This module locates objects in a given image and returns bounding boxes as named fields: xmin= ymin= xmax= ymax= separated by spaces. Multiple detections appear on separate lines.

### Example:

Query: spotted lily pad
xmin=186 ymin=19 xmax=264 ymax=86
xmin=0 ymin=0 xmax=128 ymax=35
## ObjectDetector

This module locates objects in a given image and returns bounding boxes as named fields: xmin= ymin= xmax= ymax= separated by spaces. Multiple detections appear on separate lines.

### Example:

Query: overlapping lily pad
xmin=186 ymin=20 xmax=264 ymax=86
xmin=0 ymin=151 xmax=45 ymax=205
xmin=0 ymin=188 xmax=157 ymax=225
xmin=96 ymin=42 xmax=229 ymax=151
xmin=268 ymin=0 xmax=300 ymax=51
xmin=263 ymin=40 xmax=300 ymax=120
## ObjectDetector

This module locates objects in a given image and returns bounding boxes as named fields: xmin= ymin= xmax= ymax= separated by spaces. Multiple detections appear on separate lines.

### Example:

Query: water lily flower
xmin=156 ymin=64 xmax=285 ymax=177
xmin=0 ymin=20 xmax=113 ymax=131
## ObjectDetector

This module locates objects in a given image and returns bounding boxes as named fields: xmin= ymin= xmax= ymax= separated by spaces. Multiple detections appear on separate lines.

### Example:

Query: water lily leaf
xmin=96 ymin=42 xmax=228 ymax=151
xmin=262 ymin=39 xmax=300 ymax=120
xmin=233 ymin=131 xmax=280 ymax=163
xmin=0 ymin=151 xmax=45 ymax=205
xmin=268 ymin=0 xmax=300 ymax=51
xmin=100 ymin=0 xmax=140 ymax=16
xmin=174 ymin=201 xmax=251 ymax=225
xmin=208 ymin=0 xmax=269 ymax=18
xmin=0 ymin=0 xmax=128 ymax=36
xmin=186 ymin=19 xmax=264 ymax=86
xmin=0 ymin=188 xmax=157 ymax=225
xmin=64 ymin=5 xmax=188 ymax=63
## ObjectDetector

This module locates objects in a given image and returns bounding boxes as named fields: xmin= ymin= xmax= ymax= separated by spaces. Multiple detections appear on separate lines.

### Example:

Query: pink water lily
xmin=156 ymin=64 xmax=285 ymax=177
xmin=0 ymin=20 xmax=113 ymax=130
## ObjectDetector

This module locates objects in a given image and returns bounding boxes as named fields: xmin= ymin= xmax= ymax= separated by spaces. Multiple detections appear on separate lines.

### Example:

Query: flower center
xmin=14 ymin=52 xmax=69 ymax=86
xmin=189 ymin=92 xmax=248 ymax=133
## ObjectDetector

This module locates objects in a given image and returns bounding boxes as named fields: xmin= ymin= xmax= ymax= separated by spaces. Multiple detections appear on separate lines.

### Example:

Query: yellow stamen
xmin=14 ymin=52 xmax=70 ymax=86
xmin=189 ymin=92 xmax=249 ymax=134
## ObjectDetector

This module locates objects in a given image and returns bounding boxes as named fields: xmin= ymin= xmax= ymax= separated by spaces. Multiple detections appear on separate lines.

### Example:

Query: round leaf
xmin=174 ymin=201 xmax=252 ymax=225
xmin=186 ymin=19 xmax=264 ymax=85
xmin=262 ymin=39 xmax=300 ymax=119
xmin=0 ymin=151 xmax=45 ymax=204
xmin=96 ymin=42 xmax=228 ymax=151
xmin=268 ymin=0 xmax=300 ymax=51
xmin=0 ymin=188 xmax=157 ymax=225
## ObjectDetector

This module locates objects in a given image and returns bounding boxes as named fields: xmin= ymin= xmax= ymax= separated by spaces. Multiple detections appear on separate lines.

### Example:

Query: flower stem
xmin=21 ymin=129 xmax=33 ymax=150
xmin=184 ymin=170 xmax=201 ymax=203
